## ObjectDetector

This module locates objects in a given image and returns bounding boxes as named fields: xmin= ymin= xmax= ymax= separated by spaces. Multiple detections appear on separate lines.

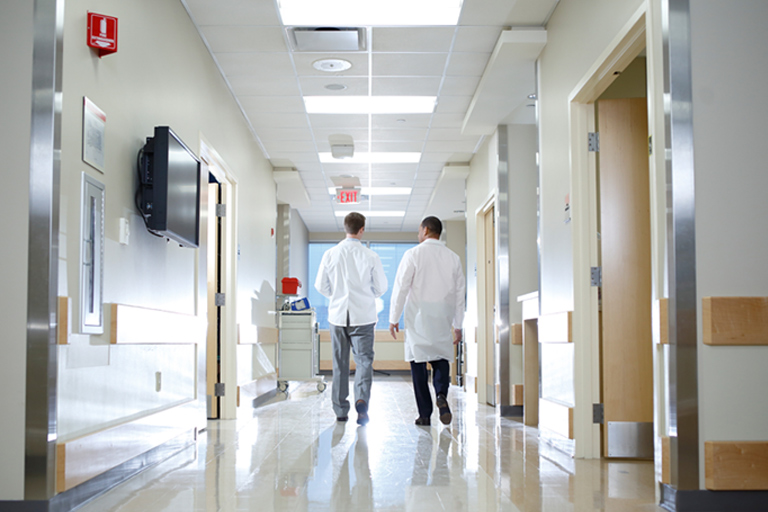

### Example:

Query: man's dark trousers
xmin=410 ymin=358 xmax=450 ymax=419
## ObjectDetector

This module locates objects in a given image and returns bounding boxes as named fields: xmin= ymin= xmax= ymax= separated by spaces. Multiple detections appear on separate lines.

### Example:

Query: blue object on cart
xmin=291 ymin=297 xmax=310 ymax=311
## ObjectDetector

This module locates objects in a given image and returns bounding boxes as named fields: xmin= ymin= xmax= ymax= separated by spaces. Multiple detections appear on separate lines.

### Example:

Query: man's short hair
xmin=344 ymin=212 xmax=366 ymax=234
xmin=421 ymin=216 xmax=442 ymax=237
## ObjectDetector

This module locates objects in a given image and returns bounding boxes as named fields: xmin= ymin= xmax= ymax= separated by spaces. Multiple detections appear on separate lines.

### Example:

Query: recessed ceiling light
xmin=305 ymin=96 xmax=436 ymax=114
xmin=313 ymin=59 xmax=352 ymax=72
xmin=328 ymin=187 xmax=412 ymax=195
xmin=334 ymin=211 xmax=405 ymax=218
xmin=325 ymin=83 xmax=348 ymax=91
xmin=279 ymin=0 xmax=464 ymax=26
xmin=319 ymin=152 xmax=421 ymax=164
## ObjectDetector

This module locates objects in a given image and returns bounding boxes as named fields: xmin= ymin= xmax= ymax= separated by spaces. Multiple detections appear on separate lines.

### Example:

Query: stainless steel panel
xmin=25 ymin=0 xmax=63 ymax=500
xmin=497 ymin=125 xmax=511 ymax=408
xmin=606 ymin=421 xmax=654 ymax=459
xmin=662 ymin=0 xmax=700 ymax=490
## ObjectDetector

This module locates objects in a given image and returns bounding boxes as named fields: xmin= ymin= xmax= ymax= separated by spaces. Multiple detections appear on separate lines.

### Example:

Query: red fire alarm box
xmin=87 ymin=12 xmax=118 ymax=57
xmin=281 ymin=278 xmax=302 ymax=295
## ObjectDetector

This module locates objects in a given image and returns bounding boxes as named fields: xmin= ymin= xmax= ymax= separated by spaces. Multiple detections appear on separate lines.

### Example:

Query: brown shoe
xmin=436 ymin=394 xmax=452 ymax=425
xmin=415 ymin=417 xmax=431 ymax=426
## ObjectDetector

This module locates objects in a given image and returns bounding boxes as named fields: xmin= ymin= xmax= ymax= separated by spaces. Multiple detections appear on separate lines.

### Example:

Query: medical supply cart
xmin=277 ymin=310 xmax=325 ymax=393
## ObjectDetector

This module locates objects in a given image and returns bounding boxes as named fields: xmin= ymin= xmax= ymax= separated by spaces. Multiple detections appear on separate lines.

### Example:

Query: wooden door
xmin=484 ymin=206 xmax=497 ymax=405
xmin=597 ymin=98 xmax=654 ymax=458
xmin=207 ymin=182 xmax=222 ymax=419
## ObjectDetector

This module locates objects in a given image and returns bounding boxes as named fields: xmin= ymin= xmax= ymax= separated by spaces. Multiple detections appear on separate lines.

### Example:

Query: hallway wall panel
xmin=56 ymin=0 xmax=275 ymax=440
xmin=0 ymin=1 xmax=34 ymax=500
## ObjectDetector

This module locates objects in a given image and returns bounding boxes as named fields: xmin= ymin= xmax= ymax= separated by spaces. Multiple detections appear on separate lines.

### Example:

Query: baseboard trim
xmin=500 ymin=405 xmax=523 ymax=417
xmin=0 ymin=429 xmax=197 ymax=512
xmin=661 ymin=483 xmax=768 ymax=511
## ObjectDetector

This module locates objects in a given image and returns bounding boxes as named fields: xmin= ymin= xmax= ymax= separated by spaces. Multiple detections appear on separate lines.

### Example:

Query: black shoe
xmin=436 ymin=394 xmax=452 ymax=425
xmin=337 ymin=416 xmax=348 ymax=422
xmin=355 ymin=400 xmax=369 ymax=426
xmin=415 ymin=417 xmax=431 ymax=426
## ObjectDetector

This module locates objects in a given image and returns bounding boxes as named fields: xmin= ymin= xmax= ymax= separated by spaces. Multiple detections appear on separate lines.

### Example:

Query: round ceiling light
xmin=313 ymin=59 xmax=352 ymax=72
xmin=324 ymin=83 xmax=348 ymax=91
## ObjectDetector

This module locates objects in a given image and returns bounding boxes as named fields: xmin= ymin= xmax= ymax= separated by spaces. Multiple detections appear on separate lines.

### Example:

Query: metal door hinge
xmin=590 ymin=267 xmax=602 ymax=287
xmin=648 ymin=135 xmax=653 ymax=156
xmin=214 ymin=383 xmax=225 ymax=396
xmin=593 ymin=403 xmax=604 ymax=424
xmin=588 ymin=132 xmax=600 ymax=152
xmin=215 ymin=293 xmax=226 ymax=306
xmin=215 ymin=204 xmax=226 ymax=217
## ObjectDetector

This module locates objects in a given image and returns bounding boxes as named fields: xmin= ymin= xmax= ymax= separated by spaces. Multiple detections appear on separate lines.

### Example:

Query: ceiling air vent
xmin=287 ymin=27 xmax=366 ymax=52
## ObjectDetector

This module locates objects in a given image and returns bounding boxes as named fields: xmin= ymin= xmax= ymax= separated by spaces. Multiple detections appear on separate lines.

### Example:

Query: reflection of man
xmin=389 ymin=217 xmax=465 ymax=426
xmin=315 ymin=212 xmax=387 ymax=425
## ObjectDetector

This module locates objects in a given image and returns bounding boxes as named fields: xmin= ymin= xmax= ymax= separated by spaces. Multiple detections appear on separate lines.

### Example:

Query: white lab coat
xmin=314 ymin=238 xmax=388 ymax=326
xmin=389 ymin=239 xmax=465 ymax=363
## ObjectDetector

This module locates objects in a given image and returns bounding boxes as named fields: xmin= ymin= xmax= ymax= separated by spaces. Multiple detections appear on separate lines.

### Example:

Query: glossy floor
xmin=77 ymin=375 xmax=663 ymax=511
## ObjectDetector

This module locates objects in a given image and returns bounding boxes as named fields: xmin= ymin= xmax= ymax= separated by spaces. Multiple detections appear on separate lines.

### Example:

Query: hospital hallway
xmin=76 ymin=375 xmax=662 ymax=512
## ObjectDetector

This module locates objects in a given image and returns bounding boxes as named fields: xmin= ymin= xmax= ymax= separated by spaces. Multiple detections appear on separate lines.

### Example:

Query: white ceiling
xmin=182 ymin=0 xmax=558 ymax=232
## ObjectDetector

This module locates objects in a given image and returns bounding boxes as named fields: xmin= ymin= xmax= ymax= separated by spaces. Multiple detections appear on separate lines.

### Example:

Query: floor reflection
xmin=76 ymin=375 xmax=662 ymax=512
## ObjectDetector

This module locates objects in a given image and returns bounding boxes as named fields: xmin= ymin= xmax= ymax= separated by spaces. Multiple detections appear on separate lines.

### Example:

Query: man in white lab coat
xmin=315 ymin=212 xmax=388 ymax=425
xmin=388 ymin=216 xmax=465 ymax=426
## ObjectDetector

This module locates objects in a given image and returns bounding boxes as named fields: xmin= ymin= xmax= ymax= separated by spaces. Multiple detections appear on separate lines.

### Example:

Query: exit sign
xmin=336 ymin=188 xmax=360 ymax=204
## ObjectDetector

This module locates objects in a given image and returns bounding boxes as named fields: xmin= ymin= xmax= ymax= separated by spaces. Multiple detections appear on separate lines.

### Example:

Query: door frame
xmin=475 ymin=191 xmax=498 ymax=406
xmin=200 ymin=138 xmax=239 ymax=420
xmin=567 ymin=4 xmax=667 ymax=459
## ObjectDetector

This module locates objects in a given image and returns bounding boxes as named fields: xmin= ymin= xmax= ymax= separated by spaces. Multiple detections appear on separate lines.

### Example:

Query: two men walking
xmin=314 ymin=213 xmax=465 ymax=427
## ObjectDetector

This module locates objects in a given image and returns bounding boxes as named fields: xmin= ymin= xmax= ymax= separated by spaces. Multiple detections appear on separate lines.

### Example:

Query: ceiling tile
xmin=371 ymin=141 xmax=424 ymax=152
xmin=215 ymin=52 xmax=295 ymax=77
xmin=372 ymin=77 xmax=442 ymax=96
xmin=315 ymin=141 xmax=370 ymax=153
xmin=423 ymin=140 xmax=479 ymax=153
xmin=257 ymin=128 xmax=315 ymax=141
xmin=312 ymin=128 xmax=369 ymax=143
xmin=372 ymin=128 xmax=428 ymax=141
xmin=239 ymin=95 xmax=306 ymax=113
xmin=200 ymin=26 xmax=287 ymax=53
xmin=421 ymin=152 xmax=473 ymax=163
xmin=453 ymin=27 xmax=504 ymax=53
xmin=372 ymin=114 xmax=432 ymax=129
xmin=320 ymin=163 xmax=369 ymax=174
xmin=427 ymin=128 xmax=481 ymax=142
xmin=446 ymin=53 xmax=491 ymax=76
xmin=248 ymin=112 xmax=308 ymax=129
xmin=440 ymin=76 xmax=482 ymax=96
xmin=292 ymin=53 xmax=369 ymax=77
xmin=261 ymin=140 xmax=317 ymax=153
xmin=185 ymin=0 xmax=281 ymax=26
xmin=229 ymin=75 xmax=300 ymax=96
xmin=372 ymin=27 xmax=456 ymax=53
xmin=458 ymin=0 xmax=517 ymax=26
xmin=431 ymin=112 xmax=465 ymax=128
xmin=298 ymin=76 xmax=369 ymax=96
xmin=373 ymin=53 xmax=447 ymax=77
xmin=435 ymin=96 xmax=472 ymax=114
xmin=308 ymin=113 xmax=368 ymax=129
xmin=268 ymin=151 xmax=319 ymax=163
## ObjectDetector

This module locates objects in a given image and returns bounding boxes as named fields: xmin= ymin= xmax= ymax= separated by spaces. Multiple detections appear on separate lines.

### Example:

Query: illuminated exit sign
xmin=336 ymin=188 xmax=360 ymax=204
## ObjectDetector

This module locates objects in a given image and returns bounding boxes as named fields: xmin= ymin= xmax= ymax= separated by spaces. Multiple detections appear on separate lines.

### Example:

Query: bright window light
xmin=279 ymin=0 xmax=463 ymax=26
xmin=328 ymin=187 xmax=412 ymax=195
xmin=320 ymin=152 xmax=421 ymax=164
xmin=305 ymin=96 xmax=436 ymax=115
xmin=334 ymin=211 xmax=406 ymax=218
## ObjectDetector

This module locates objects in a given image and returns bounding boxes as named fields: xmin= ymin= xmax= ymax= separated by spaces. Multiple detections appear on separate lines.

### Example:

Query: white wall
xmin=537 ymin=0 xmax=644 ymax=314
xmin=57 ymin=0 xmax=275 ymax=438
xmin=690 ymin=0 xmax=768 ymax=488
xmin=0 ymin=1 xmax=33 ymax=500
xmin=290 ymin=209 xmax=309 ymax=298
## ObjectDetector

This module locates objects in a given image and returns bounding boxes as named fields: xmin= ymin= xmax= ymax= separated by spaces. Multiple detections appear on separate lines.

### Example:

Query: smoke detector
xmin=329 ymin=134 xmax=354 ymax=159
xmin=313 ymin=59 xmax=352 ymax=72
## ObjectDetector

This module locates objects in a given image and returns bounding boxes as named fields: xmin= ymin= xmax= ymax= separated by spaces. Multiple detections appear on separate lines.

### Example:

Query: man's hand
xmin=389 ymin=322 xmax=399 ymax=339
xmin=453 ymin=328 xmax=462 ymax=345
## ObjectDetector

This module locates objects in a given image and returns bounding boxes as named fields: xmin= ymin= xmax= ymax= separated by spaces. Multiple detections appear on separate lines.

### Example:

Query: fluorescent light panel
xmin=328 ymin=187 xmax=412 ymax=195
xmin=320 ymin=152 xmax=421 ymax=164
xmin=334 ymin=211 xmax=405 ymax=218
xmin=279 ymin=0 xmax=463 ymax=26
xmin=305 ymin=96 xmax=436 ymax=115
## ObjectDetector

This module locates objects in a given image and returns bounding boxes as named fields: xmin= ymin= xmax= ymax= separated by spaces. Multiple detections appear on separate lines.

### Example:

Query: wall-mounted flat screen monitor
xmin=137 ymin=126 xmax=201 ymax=248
